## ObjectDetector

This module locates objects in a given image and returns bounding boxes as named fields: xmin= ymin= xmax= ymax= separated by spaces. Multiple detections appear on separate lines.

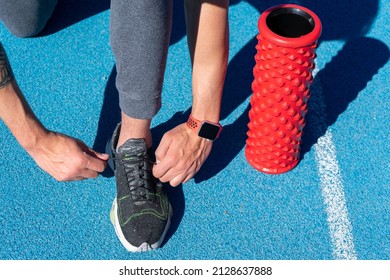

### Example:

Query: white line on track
xmin=310 ymin=73 xmax=358 ymax=260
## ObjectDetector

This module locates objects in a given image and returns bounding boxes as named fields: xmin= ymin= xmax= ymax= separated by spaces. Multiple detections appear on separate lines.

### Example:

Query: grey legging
xmin=0 ymin=0 xmax=173 ymax=119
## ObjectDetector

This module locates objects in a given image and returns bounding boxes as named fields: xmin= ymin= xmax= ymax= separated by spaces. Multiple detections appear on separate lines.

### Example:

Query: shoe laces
xmin=114 ymin=154 xmax=157 ymax=202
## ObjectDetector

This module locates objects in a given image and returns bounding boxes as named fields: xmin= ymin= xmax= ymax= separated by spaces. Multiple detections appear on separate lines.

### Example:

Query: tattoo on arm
xmin=0 ymin=43 xmax=14 ymax=89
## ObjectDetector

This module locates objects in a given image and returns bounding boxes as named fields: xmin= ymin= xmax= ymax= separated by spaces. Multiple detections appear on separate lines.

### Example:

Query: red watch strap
xmin=186 ymin=114 xmax=202 ymax=131
xmin=186 ymin=114 xmax=222 ymax=137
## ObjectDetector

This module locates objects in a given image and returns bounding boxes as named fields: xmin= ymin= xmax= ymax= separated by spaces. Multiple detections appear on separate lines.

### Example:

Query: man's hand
xmin=27 ymin=131 xmax=109 ymax=182
xmin=153 ymin=123 xmax=213 ymax=187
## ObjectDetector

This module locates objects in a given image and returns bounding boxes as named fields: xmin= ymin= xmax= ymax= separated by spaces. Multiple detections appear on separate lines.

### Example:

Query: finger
xmin=94 ymin=151 xmax=110 ymax=161
xmin=180 ymin=162 xmax=198 ymax=184
xmin=84 ymin=152 xmax=108 ymax=173
xmin=158 ymin=168 xmax=177 ymax=183
xmin=85 ymin=147 xmax=110 ymax=161
xmin=182 ymin=173 xmax=194 ymax=184
xmin=169 ymin=173 xmax=188 ymax=187
xmin=154 ymin=134 xmax=172 ymax=162
xmin=153 ymin=152 xmax=176 ymax=179
xmin=159 ymin=160 xmax=192 ymax=186
xmin=79 ymin=169 xmax=100 ymax=179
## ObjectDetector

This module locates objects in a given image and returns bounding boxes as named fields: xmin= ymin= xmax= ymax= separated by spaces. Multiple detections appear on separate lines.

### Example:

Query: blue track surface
xmin=0 ymin=0 xmax=389 ymax=260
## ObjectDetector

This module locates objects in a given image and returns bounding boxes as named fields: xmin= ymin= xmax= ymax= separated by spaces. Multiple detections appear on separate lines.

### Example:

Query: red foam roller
xmin=245 ymin=4 xmax=322 ymax=174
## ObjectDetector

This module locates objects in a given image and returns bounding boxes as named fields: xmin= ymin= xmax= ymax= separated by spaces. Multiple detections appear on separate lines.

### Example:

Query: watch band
xmin=186 ymin=114 xmax=223 ymax=141
xmin=186 ymin=114 xmax=202 ymax=131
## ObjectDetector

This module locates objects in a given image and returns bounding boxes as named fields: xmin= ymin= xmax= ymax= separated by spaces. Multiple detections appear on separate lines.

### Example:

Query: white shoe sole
xmin=110 ymin=197 xmax=173 ymax=252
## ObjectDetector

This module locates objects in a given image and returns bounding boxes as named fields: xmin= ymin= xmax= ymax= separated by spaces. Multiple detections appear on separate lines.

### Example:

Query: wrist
xmin=21 ymin=126 xmax=50 ymax=154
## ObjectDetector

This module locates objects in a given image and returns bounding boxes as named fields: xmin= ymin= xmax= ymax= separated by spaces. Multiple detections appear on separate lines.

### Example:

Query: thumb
xmin=88 ymin=148 xmax=110 ymax=161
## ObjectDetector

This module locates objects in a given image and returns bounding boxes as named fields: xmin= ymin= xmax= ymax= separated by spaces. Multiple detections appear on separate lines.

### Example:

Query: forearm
xmin=0 ymin=43 xmax=108 ymax=181
xmin=185 ymin=0 xmax=229 ymax=123
xmin=0 ymin=43 xmax=48 ymax=151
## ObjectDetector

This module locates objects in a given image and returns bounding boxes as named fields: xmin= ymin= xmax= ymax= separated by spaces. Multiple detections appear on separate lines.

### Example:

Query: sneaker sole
xmin=110 ymin=197 xmax=173 ymax=252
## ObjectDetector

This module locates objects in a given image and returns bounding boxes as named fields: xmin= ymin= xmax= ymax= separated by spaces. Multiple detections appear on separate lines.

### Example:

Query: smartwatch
xmin=186 ymin=114 xmax=223 ymax=141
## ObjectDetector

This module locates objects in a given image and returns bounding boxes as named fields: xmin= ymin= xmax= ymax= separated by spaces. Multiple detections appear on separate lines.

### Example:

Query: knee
xmin=1 ymin=0 xmax=57 ymax=38
xmin=7 ymin=21 xmax=46 ymax=38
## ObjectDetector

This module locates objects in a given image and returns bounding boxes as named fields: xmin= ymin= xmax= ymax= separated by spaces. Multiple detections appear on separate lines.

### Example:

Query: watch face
xmin=198 ymin=122 xmax=221 ymax=140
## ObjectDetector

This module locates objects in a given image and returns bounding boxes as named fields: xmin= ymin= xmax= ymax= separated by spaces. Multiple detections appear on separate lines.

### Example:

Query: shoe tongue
xmin=117 ymin=139 xmax=154 ymax=204
xmin=116 ymin=139 xmax=147 ymax=156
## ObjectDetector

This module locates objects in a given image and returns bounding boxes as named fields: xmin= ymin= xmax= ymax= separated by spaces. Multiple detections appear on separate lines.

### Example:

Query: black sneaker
xmin=106 ymin=124 xmax=172 ymax=252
